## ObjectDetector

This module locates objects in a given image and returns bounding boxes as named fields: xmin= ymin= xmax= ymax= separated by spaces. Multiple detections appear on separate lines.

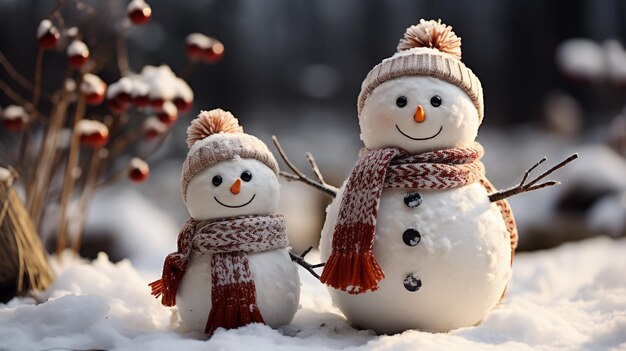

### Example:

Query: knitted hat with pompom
xmin=358 ymin=19 xmax=484 ymax=121
xmin=181 ymin=109 xmax=278 ymax=201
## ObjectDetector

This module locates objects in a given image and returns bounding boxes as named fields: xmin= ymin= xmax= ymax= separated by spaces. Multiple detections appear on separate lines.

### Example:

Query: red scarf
xmin=149 ymin=214 xmax=288 ymax=335
xmin=320 ymin=143 xmax=517 ymax=294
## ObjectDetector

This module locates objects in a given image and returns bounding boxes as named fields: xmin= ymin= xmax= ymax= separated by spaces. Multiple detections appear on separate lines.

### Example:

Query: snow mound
xmin=1 ymin=238 xmax=625 ymax=351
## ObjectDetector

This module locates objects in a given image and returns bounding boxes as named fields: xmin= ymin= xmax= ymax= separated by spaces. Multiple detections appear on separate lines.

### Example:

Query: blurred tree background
xmin=1 ymin=0 xmax=625 ymax=261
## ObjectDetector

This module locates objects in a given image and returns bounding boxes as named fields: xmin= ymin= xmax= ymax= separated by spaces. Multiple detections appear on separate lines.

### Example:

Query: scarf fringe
xmin=321 ymin=251 xmax=385 ymax=294
xmin=321 ymin=222 xmax=385 ymax=293
xmin=205 ymin=281 xmax=265 ymax=335
xmin=150 ymin=255 xmax=186 ymax=307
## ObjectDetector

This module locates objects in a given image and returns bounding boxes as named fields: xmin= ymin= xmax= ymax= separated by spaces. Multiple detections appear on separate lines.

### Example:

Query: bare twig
xmin=55 ymin=94 xmax=86 ymax=257
xmin=289 ymin=246 xmax=325 ymax=280
xmin=0 ymin=79 xmax=31 ymax=106
xmin=489 ymin=154 xmax=579 ymax=203
xmin=71 ymin=148 xmax=103 ymax=254
xmin=31 ymin=48 xmax=45 ymax=112
xmin=272 ymin=136 xmax=338 ymax=198
xmin=0 ymin=51 xmax=34 ymax=91
xmin=116 ymin=29 xmax=130 ymax=76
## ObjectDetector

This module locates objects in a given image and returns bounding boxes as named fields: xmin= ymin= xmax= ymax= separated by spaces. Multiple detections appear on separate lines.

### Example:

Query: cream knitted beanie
xmin=181 ymin=109 xmax=279 ymax=201
xmin=357 ymin=19 xmax=484 ymax=121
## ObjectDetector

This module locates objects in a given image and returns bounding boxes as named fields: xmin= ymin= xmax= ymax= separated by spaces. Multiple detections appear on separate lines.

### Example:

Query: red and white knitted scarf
xmin=149 ymin=214 xmax=288 ymax=335
xmin=320 ymin=142 xmax=517 ymax=294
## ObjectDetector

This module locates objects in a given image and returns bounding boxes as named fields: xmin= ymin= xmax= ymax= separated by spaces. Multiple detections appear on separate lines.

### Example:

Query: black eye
xmin=240 ymin=171 xmax=252 ymax=182
xmin=396 ymin=96 xmax=407 ymax=108
xmin=212 ymin=175 xmax=222 ymax=186
xmin=430 ymin=95 xmax=442 ymax=107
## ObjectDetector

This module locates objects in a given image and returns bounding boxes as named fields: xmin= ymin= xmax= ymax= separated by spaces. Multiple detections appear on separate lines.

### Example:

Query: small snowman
xmin=318 ymin=19 xmax=574 ymax=334
xmin=150 ymin=109 xmax=300 ymax=335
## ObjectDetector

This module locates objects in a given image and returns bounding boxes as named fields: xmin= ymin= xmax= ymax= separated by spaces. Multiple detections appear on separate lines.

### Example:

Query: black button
xmin=404 ymin=192 xmax=422 ymax=208
xmin=403 ymin=274 xmax=422 ymax=292
xmin=402 ymin=229 xmax=421 ymax=246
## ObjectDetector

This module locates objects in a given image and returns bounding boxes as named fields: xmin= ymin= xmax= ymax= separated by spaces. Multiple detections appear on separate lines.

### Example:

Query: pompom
xmin=186 ymin=108 xmax=243 ymax=148
xmin=397 ymin=19 xmax=462 ymax=60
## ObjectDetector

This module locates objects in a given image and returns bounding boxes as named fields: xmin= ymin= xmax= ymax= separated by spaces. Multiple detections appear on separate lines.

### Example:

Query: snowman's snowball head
xmin=359 ymin=75 xmax=479 ymax=153
xmin=186 ymin=156 xmax=280 ymax=221
xmin=181 ymin=108 xmax=279 ymax=202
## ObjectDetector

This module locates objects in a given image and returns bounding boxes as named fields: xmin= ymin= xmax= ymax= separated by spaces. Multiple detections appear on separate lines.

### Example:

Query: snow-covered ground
xmin=1 ymin=237 xmax=625 ymax=351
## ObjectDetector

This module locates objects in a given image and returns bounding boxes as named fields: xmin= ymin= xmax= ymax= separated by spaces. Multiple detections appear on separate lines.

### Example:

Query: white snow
xmin=556 ymin=39 xmax=605 ymax=80
xmin=142 ymin=116 xmax=168 ymax=135
xmin=107 ymin=77 xmax=134 ymax=99
xmin=130 ymin=157 xmax=149 ymax=173
xmin=605 ymin=40 xmax=626 ymax=83
xmin=2 ymin=105 xmax=27 ymax=121
xmin=127 ymin=0 xmax=150 ymax=13
xmin=36 ymin=19 xmax=54 ymax=38
xmin=1 ymin=236 xmax=625 ymax=350
xmin=160 ymin=100 xmax=177 ymax=117
xmin=75 ymin=119 xmax=108 ymax=136
xmin=80 ymin=73 xmax=106 ymax=95
xmin=107 ymin=66 xmax=192 ymax=107
xmin=185 ymin=33 xmax=212 ymax=49
xmin=67 ymin=40 xmax=89 ymax=57
xmin=0 ymin=166 xmax=12 ymax=181
xmin=556 ymin=38 xmax=626 ymax=83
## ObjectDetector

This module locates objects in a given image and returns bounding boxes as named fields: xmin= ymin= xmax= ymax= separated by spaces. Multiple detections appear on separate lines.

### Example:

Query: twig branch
xmin=289 ymin=246 xmax=325 ymax=280
xmin=0 ymin=51 xmax=34 ymax=92
xmin=489 ymin=154 xmax=579 ymax=203
xmin=0 ymin=79 xmax=31 ymax=106
xmin=272 ymin=136 xmax=338 ymax=198
xmin=31 ymin=48 xmax=44 ymax=112
xmin=116 ymin=27 xmax=130 ymax=76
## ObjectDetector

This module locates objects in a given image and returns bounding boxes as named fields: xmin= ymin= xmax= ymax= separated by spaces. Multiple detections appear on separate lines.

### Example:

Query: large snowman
xmin=150 ymin=109 xmax=299 ymax=335
xmin=319 ymin=19 xmax=517 ymax=334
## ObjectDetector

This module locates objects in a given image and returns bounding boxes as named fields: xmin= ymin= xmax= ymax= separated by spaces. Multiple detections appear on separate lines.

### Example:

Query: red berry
xmin=145 ymin=129 xmax=161 ymax=139
xmin=69 ymin=54 xmax=89 ymax=67
xmin=186 ymin=43 xmax=203 ymax=61
xmin=107 ymin=99 xmax=128 ymax=113
xmin=3 ymin=119 xmax=25 ymax=131
xmin=80 ymin=131 xmax=108 ymax=148
xmin=38 ymin=31 xmax=60 ymax=49
xmin=37 ymin=20 xmax=60 ymax=49
xmin=129 ymin=8 xmax=151 ymax=25
xmin=203 ymin=42 xmax=224 ymax=63
xmin=173 ymin=97 xmax=192 ymax=113
xmin=142 ymin=117 xmax=167 ymax=140
xmin=117 ymin=92 xmax=132 ymax=104
xmin=133 ymin=95 xmax=150 ymax=107
xmin=129 ymin=167 xmax=149 ymax=182
xmin=157 ymin=112 xmax=177 ymax=126
xmin=128 ymin=158 xmax=149 ymax=183
xmin=149 ymin=98 xmax=165 ymax=109
xmin=85 ymin=92 xmax=105 ymax=105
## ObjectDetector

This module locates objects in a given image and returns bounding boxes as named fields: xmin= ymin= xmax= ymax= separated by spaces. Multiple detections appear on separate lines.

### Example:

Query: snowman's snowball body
xmin=320 ymin=182 xmax=511 ymax=334
xmin=177 ymin=157 xmax=300 ymax=331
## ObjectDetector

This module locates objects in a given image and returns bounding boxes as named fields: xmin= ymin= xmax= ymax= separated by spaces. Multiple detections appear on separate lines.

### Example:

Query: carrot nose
xmin=414 ymin=104 xmax=426 ymax=123
xmin=230 ymin=178 xmax=241 ymax=194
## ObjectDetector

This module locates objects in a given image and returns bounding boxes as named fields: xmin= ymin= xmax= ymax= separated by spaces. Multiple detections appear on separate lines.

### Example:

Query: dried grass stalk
xmin=0 ymin=172 xmax=54 ymax=302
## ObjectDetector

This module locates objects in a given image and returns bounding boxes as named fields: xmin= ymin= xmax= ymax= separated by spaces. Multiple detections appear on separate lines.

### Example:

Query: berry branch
xmin=0 ymin=0 xmax=224 ymax=261
xmin=289 ymin=246 xmax=325 ymax=280
xmin=488 ymin=154 xmax=579 ymax=203
xmin=271 ymin=135 xmax=338 ymax=198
